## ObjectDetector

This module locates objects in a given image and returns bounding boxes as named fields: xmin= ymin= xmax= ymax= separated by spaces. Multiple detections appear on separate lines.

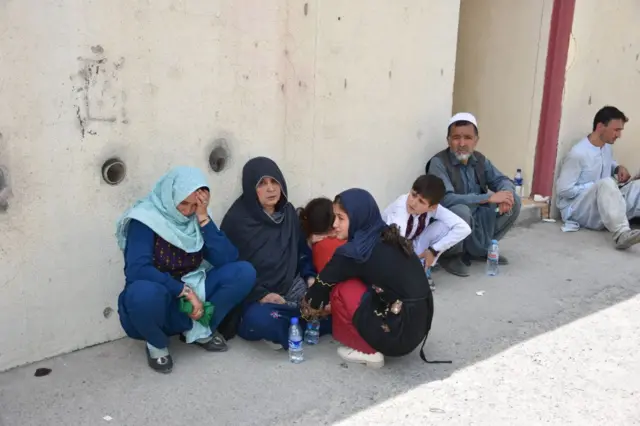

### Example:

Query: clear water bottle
xmin=486 ymin=239 xmax=499 ymax=276
xmin=426 ymin=267 xmax=435 ymax=291
xmin=421 ymin=258 xmax=435 ymax=291
xmin=288 ymin=317 xmax=304 ymax=363
xmin=514 ymin=168 xmax=524 ymax=197
xmin=304 ymin=319 xmax=320 ymax=345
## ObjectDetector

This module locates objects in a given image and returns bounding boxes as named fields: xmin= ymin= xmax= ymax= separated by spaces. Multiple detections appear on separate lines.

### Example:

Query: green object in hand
xmin=178 ymin=297 xmax=214 ymax=327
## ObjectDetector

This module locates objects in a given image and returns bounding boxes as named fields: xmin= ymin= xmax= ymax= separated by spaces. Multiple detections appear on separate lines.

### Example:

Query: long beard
xmin=454 ymin=152 xmax=471 ymax=162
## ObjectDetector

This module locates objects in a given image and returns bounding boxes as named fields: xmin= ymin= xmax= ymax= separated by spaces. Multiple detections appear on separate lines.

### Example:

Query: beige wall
xmin=0 ymin=0 xmax=461 ymax=370
xmin=452 ymin=0 xmax=553 ymax=196
xmin=556 ymin=0 xmax=640 ymax=178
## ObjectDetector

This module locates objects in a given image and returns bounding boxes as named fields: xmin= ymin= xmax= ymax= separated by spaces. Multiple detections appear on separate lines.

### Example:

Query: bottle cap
xmin=290 ymin=317 xmax=299 ymax=325
xmin=516 ymin=168 xmax=522 ymax=172
xmin=491 ymin=239 xmax=498 ymax=244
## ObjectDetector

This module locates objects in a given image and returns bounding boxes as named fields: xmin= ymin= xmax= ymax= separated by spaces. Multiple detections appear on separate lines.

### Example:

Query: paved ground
xmin=1 ymin=222 xmax=639 ymax=426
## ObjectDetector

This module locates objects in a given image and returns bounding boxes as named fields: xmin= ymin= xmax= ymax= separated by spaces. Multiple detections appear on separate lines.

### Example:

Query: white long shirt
xmin=382 ymin=193 xmax=471 ymax=254
xmin=556 ymin=137 xmax=617 ymax=217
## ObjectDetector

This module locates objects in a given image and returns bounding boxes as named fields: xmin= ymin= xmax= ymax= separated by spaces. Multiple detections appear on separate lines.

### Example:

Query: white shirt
xmin=556 ymin=137 xmax=617 ymax=216
xmin=382 ymin=193 xmax=471 ymax=254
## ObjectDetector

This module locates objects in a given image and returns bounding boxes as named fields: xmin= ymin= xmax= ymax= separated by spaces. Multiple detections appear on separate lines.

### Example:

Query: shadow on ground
xmin=1 ymin=223 xmax=638 ymax=426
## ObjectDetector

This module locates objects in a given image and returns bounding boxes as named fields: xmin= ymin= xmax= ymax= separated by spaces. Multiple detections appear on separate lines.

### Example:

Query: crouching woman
xmin=303 ymin=188 xmax=442 ymax=368
xmin=116 ymin=167 xmax=256 ymax=373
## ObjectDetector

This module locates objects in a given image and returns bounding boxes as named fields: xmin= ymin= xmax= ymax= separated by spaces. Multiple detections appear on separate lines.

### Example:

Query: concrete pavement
xmin=1 ymin=222 xmax=639 ymax=426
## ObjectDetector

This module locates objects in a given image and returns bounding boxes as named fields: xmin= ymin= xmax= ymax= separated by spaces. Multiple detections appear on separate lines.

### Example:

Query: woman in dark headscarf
xmin=303 ymin=188 xmax=446 ymax=369
xmin=220 ymin=156 xmax=329 ymax=349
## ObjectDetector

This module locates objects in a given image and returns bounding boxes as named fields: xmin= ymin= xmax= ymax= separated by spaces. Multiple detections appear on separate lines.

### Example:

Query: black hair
xmin=333 ymin=195 xmax=413 ymax=258
xmin=447 ymin=120 xmax=479 ymax=137
xmin=298 ymin=197 xmax=334 ymax=237
xmin=593 ymin=106 xmax=628 ymax=131
xmin=411 ymin=174 xmax=445 ymax=205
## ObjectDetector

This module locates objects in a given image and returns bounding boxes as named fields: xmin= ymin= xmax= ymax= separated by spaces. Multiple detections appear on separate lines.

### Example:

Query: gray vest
xmin=427 ymin=148 xmax=488 ymax=195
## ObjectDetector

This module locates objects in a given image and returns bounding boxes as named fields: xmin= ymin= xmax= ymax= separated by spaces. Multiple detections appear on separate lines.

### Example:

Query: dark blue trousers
xmin=118 ymin=261 xmax=256 ymax=349
xmin=237 ymin=302 xmax=332 ymax=349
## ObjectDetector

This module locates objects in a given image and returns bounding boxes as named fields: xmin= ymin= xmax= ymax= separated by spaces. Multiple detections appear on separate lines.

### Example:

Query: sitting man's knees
xmin=448 ymin=204 xmax=472 ymax=224
xmin=596 ymin=177 xmax=618 ymax=190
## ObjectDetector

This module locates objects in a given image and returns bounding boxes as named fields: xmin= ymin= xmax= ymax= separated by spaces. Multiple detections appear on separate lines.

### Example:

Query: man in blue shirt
xmin=427 ymin=113 xmax=521 ymax=277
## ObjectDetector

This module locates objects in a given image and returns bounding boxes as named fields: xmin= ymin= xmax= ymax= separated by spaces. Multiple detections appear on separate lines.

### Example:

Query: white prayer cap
xmin=448 ymin=112 xmax=478 ymax=128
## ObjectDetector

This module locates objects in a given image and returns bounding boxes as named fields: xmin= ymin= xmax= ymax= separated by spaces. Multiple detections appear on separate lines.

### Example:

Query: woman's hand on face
xmin=195 ymin=189 xmax=210 ymax=221
xmin=260 ymin=293 xmax=286 ymax=304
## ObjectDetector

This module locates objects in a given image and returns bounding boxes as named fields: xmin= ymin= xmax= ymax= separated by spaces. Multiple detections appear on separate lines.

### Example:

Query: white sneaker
xmin=263 ymin=340 xmax=284 ymax=351
xmin=337 ymin=346 xmax=385 ymax=369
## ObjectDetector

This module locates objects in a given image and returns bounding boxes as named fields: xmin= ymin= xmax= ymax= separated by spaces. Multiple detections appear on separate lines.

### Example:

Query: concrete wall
xmin=0 ymin=0 xmax=461 ymax=370
xmin=452 ymin=0 xmax=553 ymax=196
xmin=556 ymin=0 xmax=640 ymax=178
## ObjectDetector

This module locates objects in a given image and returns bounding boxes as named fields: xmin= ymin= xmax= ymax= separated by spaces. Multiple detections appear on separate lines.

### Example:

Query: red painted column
xmin=531 ymin=0 xmax=576 ymax=197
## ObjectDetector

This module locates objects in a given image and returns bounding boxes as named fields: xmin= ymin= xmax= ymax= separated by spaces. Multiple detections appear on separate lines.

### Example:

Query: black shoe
xmin=146 ymin=347 xmax=173 ymax=374
xmin=180 ymin=331 xmax=228 ymax=352
xmin=439 ymin=256 xmax=470 ymax=277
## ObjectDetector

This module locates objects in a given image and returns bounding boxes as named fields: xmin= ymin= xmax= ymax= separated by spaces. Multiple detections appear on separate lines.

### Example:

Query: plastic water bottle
xmin=288 ymin=317 xmax=304 ymax=363
xmin=514 ymin=169 xmax=524 ymax=197
xmin=421 ymin=258 xmax=435 ymax=291
xmin=304 ymin=319 xmax=320 ymax=345
xmin=426 ymin=267 xmax=435 ymax=291
xmin=486 ymin=239 xmax=499 ymax=276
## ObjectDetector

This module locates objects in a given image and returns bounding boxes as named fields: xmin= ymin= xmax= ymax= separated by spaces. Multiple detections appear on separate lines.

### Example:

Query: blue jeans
xmin=118 ymin=261 xmax=256 ymax=349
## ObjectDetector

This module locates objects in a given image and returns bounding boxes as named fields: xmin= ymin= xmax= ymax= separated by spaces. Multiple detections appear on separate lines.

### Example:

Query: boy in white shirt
xmin=382 ymin=174 xmax=471 ymax=289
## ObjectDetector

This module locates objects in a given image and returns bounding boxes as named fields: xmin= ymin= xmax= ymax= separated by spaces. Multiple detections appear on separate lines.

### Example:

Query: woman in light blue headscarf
xmin=116 ymin=166 xmax=256 ymax=374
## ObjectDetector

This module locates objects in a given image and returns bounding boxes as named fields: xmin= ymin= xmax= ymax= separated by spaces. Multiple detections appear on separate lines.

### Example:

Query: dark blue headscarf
xmin=220 ymin=157 xmax=299 ymax=299
xmin=335 ymin=188 xmax=388 ymax=263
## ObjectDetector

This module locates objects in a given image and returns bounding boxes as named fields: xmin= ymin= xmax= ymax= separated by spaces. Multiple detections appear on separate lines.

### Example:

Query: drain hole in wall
xmin=101 ymin=158 xmax=126 ymax=185
xmin=209 ymin=145 xmax=229 ymax=173
xmin=103 ymin=307 xmax=114 ymax=318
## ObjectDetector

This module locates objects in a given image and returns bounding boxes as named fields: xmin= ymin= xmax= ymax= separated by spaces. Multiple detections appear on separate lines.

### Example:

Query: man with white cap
xmin=426 ymin=112 xmax=521 ymax=277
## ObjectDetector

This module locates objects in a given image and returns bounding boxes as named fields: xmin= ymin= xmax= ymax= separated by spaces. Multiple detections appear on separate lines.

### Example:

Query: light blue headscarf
xmin=116 ymin=166 xmax=214 ymax=343
xmin=116 ymin=166 xmax=209 ymax=253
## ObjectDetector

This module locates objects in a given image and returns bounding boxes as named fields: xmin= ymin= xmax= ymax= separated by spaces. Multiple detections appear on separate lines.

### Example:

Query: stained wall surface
xmin=0 ymin=0 xmax=461 ymax=370
xmin=452 ymin=0 xmax=552 ymax=196
xmin=556 ymin=0 xmax=640 ymax=181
